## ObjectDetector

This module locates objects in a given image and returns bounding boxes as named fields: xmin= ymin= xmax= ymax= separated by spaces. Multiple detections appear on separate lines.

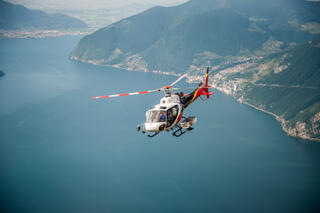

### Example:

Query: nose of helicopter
xmin=144 ymin=122 xmax=166 ymax=132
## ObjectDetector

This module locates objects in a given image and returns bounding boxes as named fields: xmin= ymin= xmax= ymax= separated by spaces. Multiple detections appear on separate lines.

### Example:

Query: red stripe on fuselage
xmin=176 ymin=111 xmax=183 ymax=124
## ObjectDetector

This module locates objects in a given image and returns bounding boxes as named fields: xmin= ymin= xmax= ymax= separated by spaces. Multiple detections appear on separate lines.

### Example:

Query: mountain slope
xmin=70 ymin=0 xmax=320 ymax=72
xmin=0 ymin=0 xmax=87 ymax=30
xmin=141 ymin=8 xmax=268 ymax=71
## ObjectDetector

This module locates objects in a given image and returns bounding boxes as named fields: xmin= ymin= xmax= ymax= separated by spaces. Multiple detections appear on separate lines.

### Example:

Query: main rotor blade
xmin=170 ymin=87 xmax=195 ymax=91
xmin=169 ymin=73 xmax=188 ymax=88
xmin=92 ymin=88 xmax=161 ymax=99
xmin=170 ymin=85 xmax=213 ymax=91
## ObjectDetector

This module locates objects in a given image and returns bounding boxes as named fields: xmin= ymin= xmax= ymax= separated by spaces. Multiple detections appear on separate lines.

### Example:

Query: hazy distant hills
xmin=70 ymin=0 xmax=320 ymax=72
xmin=0 ymin=0 xmax=87 ymax=30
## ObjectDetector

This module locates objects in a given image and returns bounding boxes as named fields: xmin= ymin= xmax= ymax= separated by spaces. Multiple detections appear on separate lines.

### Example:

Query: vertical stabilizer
xmin=205 ymin=67 xmax=209 ymax=87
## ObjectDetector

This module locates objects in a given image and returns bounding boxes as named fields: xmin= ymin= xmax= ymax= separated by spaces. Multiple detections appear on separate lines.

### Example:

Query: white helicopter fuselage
xmin=144 ymin=93 xmax=184 ymax=132
xmin=93 ymin=67 xmax=212 ymax=137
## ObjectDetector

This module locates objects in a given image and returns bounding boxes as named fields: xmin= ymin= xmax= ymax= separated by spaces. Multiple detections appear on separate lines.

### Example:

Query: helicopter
xmin=92 ymin=67 xmax=214 ymax=137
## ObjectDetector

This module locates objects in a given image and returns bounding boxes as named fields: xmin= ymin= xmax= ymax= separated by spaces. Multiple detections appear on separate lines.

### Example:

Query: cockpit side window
xmin=166 ymin=105 xmax=179 ymax=127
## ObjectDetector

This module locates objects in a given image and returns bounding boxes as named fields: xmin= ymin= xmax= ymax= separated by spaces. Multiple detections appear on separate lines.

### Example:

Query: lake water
xmin=0 ymin=37 xmax=320 ymax=213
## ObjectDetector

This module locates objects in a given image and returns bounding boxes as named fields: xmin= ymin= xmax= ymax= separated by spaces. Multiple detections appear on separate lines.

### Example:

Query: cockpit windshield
xmin=146 ymin=110 xmax=166 ymax=123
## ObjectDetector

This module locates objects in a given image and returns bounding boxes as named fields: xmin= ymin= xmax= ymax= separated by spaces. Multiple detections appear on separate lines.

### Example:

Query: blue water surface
xmin=0 ymin=36 xmax=320 ymax=213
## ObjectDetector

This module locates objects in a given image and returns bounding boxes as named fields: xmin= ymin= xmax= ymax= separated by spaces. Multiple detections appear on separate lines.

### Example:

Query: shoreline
xmin=213 ymin=85 xmax=320 ymax=142
xmin=240 ymin=100 xmax=320 ymax=142
xmin=69 ymin=56 xmax=182 ymax=77
xmin=70 ymin=57 xmax=320 ymax=142
xmin=0 ymin=29 xmax=91 ymax=39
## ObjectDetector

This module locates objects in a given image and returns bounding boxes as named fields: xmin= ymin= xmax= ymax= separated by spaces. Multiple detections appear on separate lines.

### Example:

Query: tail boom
xmin=182 ymin=67 xmax=213 ymax=108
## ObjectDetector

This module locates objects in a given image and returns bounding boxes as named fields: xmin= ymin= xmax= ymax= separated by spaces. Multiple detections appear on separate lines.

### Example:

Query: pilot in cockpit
xmin=160 ymin=111 xmax=166 ymax=122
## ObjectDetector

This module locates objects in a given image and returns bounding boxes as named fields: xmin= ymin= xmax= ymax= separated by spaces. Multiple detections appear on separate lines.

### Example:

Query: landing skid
xmin=141 ymin=120 xmax=194 ymax=138
xmin=147 ymin=132 xmax=160 ymax=138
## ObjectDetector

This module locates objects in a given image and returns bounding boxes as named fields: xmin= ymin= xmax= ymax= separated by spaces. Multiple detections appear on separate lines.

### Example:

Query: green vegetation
xmin=256 ymin=38 xmax=320 ymax=87
xmin=243 ymin=85 xmax=320 ymax=122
